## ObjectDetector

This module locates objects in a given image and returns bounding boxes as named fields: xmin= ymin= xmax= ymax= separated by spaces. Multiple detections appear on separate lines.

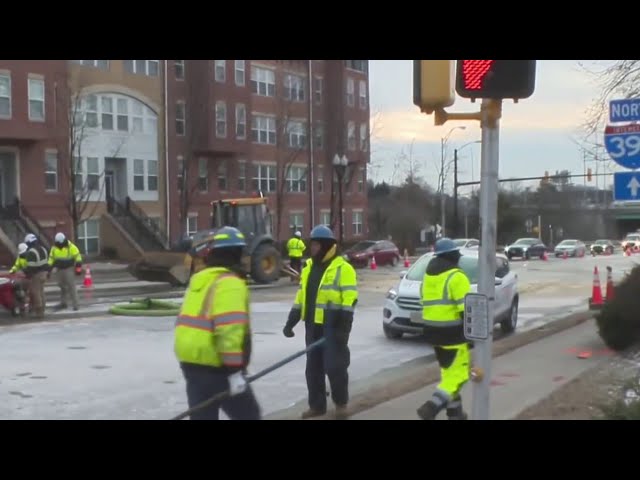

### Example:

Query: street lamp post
xmin=440 ymin=126 xmax=466 ymax=237
xmin=453 ymin=140 xmax=481 ymax=238
xmin=333 ymin=154 xmax=348 ymax=247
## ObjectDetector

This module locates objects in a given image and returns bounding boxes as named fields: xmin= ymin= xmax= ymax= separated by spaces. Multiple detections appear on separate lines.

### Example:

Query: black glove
xmin=283 ymin=326 xmax=295 ymax=338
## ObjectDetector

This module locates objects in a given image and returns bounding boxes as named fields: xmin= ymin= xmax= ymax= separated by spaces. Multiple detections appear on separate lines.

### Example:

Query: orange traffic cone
xmin=605 ymin=266 xmax=615 ymax=302
xmin=82 ymin=266 xmax=93 ymax=289
xmin=370 ymin=255 xmax=377 ymax=270
xmin=403 ymin=249 xmax=410 ymax=268
xmin=541 ymin=251 xmax=548 ymax=261
xmin=563 ymin=250 xmax=568 ymax=260
xmin=589 ymin=266 xmax=603 ymax=310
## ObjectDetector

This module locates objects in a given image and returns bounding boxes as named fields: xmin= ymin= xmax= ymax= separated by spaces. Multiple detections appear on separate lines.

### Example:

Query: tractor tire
xmin=251 ymin=244 xmax=282 ymax=284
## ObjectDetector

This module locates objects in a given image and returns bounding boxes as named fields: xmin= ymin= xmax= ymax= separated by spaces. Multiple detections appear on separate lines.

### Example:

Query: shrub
xmin=595 ymin=265 xmax=640 ymax=351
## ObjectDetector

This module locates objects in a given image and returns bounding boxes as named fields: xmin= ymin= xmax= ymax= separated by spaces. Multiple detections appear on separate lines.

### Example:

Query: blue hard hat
xmin=310 ymin=224 xmax=335 ymax=241
xmin=211 ymin=226 xmax=247 ymax=249
xmin=434 ymin=237 xmax=460 ymax=255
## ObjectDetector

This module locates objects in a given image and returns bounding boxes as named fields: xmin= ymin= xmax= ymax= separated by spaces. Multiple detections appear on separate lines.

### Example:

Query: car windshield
xmin=406 ymin=254 xmax=479 ymax=284
xmin=514 ymin=238 xmax=537 ymax=245
xmin=349 ymin=241 xmax=376 ymax=252
xmin=595 ymin=240 xmax=609 ymax=245
xmin=558 ymin=240 xmax=576 ymax=246
xmin=626 ymin=235 xmax=640 ymax=241
xmin=453 ymin=239 xmax=468 ymax=247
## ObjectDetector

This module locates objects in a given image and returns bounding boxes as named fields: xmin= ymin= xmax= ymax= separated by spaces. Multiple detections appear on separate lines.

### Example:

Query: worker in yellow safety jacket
xmin=286 ymin=231 xmax=306 ymax=278
xmin=417 ymin=237 xmax=471 ymax=420
xmin=9 ymin=243 xmax=28 ymax=274
xmin=283 ymin=225 xmax=358 ymax=420
xmin=48 ymin=232 xmax=83 ymax=311
xmin=174 ymin=226 xmax=261 ymax=420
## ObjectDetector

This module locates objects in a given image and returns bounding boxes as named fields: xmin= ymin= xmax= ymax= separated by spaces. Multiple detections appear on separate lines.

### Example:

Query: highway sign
xmin=604 ymin=124 xmax=640 ymax=170
xmin=614 ymin=171 xmax=640 ymax=201
xmin=464 ymin=293 xmax=490 ymax=341
xmin=610 ymin=99 xmax=640 ymax=123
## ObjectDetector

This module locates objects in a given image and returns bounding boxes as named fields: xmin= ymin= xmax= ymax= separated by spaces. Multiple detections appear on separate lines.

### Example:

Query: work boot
xmin=53 ymin=303 xmax=68 ymax=311
xmin=417 ymin=400 xmax=442 ymax=420
xmin=446 ymin=407 xmax=468 ymax=420
xmin=301 ymin=408 xmax=326 ymax=419
xmin=73 ymin=306 xmax=79 ymax=311
xmin=334 ymin=405 xmax=349 ymax=420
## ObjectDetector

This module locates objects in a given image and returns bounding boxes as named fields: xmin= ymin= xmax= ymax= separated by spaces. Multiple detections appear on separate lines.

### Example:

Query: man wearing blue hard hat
xmin=417 ymin=237 xmax=471 ymax=420
xmin=282 ymin=224 xmax=358 ymax=420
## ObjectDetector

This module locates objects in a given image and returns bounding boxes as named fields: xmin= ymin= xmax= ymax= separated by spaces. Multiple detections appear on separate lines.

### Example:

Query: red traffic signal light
xmin=455 ymin=60 xmax=536 ymax=100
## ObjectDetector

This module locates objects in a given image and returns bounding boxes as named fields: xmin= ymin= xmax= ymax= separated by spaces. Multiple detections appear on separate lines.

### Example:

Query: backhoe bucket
xmin=128 ymin=252 xmax=192 ymax=286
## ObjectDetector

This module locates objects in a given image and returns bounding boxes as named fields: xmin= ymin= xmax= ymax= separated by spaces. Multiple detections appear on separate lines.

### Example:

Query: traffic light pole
xmin=453 ymin=148 xmax=459 ymax=238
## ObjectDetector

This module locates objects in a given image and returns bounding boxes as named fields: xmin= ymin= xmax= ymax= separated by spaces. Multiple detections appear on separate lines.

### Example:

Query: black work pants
xmin=180 ymin=363 xmax=261 ymax=420
xmin=305 ymin=319 xmax=351 ymax=412
xmin=290 ymin=257 xmax=302 ymax=274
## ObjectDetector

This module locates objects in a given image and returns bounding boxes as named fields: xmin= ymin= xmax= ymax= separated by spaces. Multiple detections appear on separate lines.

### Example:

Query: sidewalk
xmin=351 ymin=321 xmax=608 ymax=420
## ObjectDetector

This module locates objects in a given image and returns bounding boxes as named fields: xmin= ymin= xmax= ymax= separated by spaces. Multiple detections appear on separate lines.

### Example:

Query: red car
xmin=343 ymin=240 xmax=401 ymax=268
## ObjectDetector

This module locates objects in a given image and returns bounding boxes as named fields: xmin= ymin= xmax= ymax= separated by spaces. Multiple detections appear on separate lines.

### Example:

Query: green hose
xmin=109 ymin=298 xmax=182 ymax=316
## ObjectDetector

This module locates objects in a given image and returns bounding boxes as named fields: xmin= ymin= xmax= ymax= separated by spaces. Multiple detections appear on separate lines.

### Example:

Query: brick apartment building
xmin=0 ymin=60 xmax=369 ymax=265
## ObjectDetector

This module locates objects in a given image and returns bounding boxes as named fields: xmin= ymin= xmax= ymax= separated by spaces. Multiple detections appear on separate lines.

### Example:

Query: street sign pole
xmin=471 ymin=99 xmax=502 ymax=421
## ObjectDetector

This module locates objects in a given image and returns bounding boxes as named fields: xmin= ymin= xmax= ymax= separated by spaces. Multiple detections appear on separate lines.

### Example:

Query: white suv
xmin=382 ymin=249 xmax=519 ymax=339
xmin=622 ymin=233 xmax=640 ymax=251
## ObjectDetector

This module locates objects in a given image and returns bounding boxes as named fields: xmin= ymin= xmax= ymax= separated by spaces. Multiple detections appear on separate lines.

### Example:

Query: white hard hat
xmin=24 ymin=233 xmax=37 ymax=244
xmin=294 ymin=231 xmax=302 ymax=237
xmin=55 ymin=232 xmax=66 ymax=243
xmin=18 ymin=243 xmax=28 ymax=255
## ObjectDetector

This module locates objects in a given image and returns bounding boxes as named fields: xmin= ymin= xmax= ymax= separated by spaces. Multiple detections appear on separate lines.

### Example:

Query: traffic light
xmin=413 ymin=60 xmax=455 ymax=114
xmin=455 ymin=60 xmax=537 ymax=101
xmin=587 ymin=168 xmax=593 ymax=182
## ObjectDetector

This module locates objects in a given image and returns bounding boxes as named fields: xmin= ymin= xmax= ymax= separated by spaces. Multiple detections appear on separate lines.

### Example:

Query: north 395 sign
xmin=604 ymin=124 xmax=640 ymax=170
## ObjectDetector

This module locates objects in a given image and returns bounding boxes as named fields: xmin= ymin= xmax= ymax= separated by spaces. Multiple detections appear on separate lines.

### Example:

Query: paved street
xmin=0 ymin=252 xmax=637 ymax=420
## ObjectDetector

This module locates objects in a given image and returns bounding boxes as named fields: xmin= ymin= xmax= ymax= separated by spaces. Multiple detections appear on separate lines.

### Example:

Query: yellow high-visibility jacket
xmin=10 ymin=257 xmax=27 ymax=274
xmin=49 ymin=241 xmax=83 ymax=270
xmin=287 ymin=237 xmax=306 ymax=259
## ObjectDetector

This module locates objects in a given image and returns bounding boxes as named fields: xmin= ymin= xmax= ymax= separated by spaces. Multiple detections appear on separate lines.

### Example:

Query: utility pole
xmin=453 ymin=148 xmax=459 ymax=238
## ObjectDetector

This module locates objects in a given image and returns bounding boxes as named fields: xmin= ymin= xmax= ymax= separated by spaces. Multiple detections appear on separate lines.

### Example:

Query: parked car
xmin=621 ymin=233 xmax=640 ymax=251
xmin=382 ymin=248 xmax=519 ymax=339
xmin=452 ymin=238 xmax=480 ymax=249
xmin=554 ymin=239 xmax=587 ymax=257
xmin=590 ymin=239 xmax=615 ymax=256
xmin=504 ymin=238 xmax=547 ymax=260
xmin=343 ymin=240 xmax=401 ymax=268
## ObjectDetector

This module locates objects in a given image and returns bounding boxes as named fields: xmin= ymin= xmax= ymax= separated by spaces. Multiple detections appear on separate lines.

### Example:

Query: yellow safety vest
xmin=421 ymin=268 xmax=470 ymax=327
xmin=10 ymin=257 xmax=27 ymax=274
xmin=174 ymin=267 xmax=251 ymax=368
xmin=287 ymin=237 xmax=306 ymax=259
xmin=48 ymin=242 xmax=83 ymax=269
xmin=293 ymin=255 xmax=358 ymax=325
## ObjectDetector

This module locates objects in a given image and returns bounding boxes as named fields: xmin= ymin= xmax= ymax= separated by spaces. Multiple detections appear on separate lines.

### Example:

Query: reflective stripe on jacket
xmin=48 ymin=241 xmax=83 ymax=270
xmin=174 ymin=267 xmax=251 ymax=368
xmin=24 ymin=246 xmax=49 ymax=276
xmin=287 ymin=237 xmax=306 ymax=259
xmin=293 ymin=256 xmax=358 ymax=325
xmin=421 ymin=268 xmax=470 ymax=327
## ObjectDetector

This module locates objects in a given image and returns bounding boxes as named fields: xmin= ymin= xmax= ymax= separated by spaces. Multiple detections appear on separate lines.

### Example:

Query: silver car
xmin=554 ymin=239 xmax=586 ymax=257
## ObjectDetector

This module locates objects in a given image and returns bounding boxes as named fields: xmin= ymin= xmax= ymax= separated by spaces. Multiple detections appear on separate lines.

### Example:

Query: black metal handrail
xmin=125 ymin=197 xmax=169 ymax=249
xmin=16 ymin=198 xmax=52 ymax=249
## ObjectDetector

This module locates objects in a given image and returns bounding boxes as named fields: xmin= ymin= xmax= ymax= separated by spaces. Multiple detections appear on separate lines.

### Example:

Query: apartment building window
xmin=359 ymin=80 xmax=367 ymax=109
xmin=215 ymin=60 xmax=226 ymax=82
xmin=45 ymin=151 xmax=58 ymax=192
xmin=116 ymin=98 xmax=128 ymax=131
xmin=284 ymin=74 xmax=305 ymax=102
xmin=252 ymin=164 xmax=276 ymax=193
xmin=358 ymin=168 xmax=365 ymax=193
xmin=237 ymin=162 xmax=246 ymax=191
xmin=72 ymin=60 xmax=109 ymax=69
xmin=176 ymin=102 xmax=186 ymax=136
xmin=352 ymin=211 xmax=363 ymax=236
xmin=87 ymin=157 xmax=100 ymax=191
xmin=346 ymin=78 xmax=355 ymax=107
xmin=251 ymin=67 xmax=276 ymax=97
xmin=101 ymin=97 xmax=113 ymax=130
xmin=218 ymin=161 xmax=228 ymax=191
xmin=133 ymin=159 xmax=145 ymax=191
xmin=0 ymin=74 xmax=11 ymax=118
xmin=360 ymin=122 xmax=368 ymax=151
xmin=77 ymin=219 xmax=100 ymax=255
xmin=286 ymin=166 xmax=307 ymax=193
xmin=287 ymin=121 xmax=307 ymax=148
xmin=235 ymin=104 xmax=246 ymax=139
xmin=235 ymin=60 xmax=245 ymax=86
xmin=187 ymin=215 xmax=198 ymax=236
xmin=175 ymin=60 xmax=185 ymax=80
xmin=347 ymin=121 xmax=356 ymax=151
xmin=317 ymin=166 xmax=324 ymax=193
xmin=124 ymin=60 xmax=159 ymax=76
xmin=251 ymin=115 xmax=276 ymax=145
xmin=177 ymin=156 xmax=184 ymax=191
xmin=148 ymin=160 xmax=158 ymax=191
xmin=313 ymin=77 xmax=323 ymax=105
xmin=320 ymin=211 xmax=331 ymax=227
xmin=73 ymin=157 xmax=82 ymax=192
xmin=198 ymin=158 xmax=208 ymax=192
xmin=289 ymin=212 xmax=304 ymax=232
xmin=345 ymin=60 xmax=368 ymax=73
xmin=215 ymin=101 xmax=227 ymax=138
xmin=28 ymin=77 xmax=45 ymax=121
xmin=132 ymin=100 xmax=143 ymax=133
xmin=314 ymin=122 xmax=324 ymax=149
xmin=84 ymin=94 xmax=98 ymax=127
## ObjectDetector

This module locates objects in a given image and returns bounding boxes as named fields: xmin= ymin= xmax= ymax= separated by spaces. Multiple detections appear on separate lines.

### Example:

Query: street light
xmin=333 ymin=154 xmax=348 ymax=247
xmin=453 ymin=140 xmax=481 ymax=238
xmin=440 ymin=126 xmax=466 ymax=237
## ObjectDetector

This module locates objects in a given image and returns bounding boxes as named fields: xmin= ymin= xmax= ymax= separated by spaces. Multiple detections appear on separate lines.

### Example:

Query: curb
xmin=266 ymin=309 xmax=594 ymax=420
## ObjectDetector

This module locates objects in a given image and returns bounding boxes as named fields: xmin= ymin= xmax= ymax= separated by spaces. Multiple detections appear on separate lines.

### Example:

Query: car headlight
xmin=386 ymin=288 xmax=398 ymax=301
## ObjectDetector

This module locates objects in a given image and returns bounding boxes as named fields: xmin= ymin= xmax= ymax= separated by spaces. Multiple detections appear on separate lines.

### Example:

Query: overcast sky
xmin=368 ymin=60 xmax=612 ymax=195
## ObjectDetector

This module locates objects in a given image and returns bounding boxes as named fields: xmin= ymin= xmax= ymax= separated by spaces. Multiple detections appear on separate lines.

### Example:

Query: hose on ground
xmin=109 ymin=298 xmax=181 ymax=316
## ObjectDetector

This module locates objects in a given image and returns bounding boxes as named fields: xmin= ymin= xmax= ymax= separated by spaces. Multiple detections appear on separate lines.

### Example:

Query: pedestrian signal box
xmin=455 ymin=60 xmax=536 ymax=100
